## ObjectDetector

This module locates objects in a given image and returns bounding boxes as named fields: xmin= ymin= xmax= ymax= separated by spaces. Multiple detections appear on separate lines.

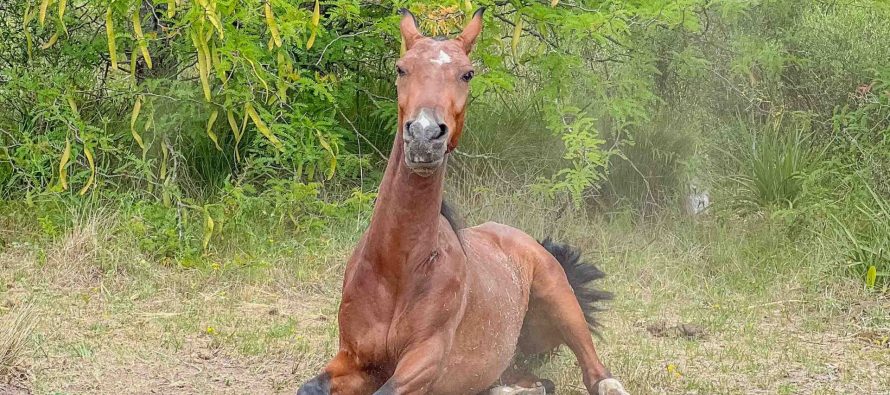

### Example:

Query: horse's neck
xmin=363 ymin=132 xmax=445 ymax=274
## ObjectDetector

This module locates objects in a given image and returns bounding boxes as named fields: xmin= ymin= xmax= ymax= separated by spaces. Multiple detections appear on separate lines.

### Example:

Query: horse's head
xmin=396 ymin=8 xmax=484 ymax=176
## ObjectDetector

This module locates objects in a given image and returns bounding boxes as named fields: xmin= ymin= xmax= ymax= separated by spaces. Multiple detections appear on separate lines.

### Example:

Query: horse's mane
xmin=440 ymin=200 xmax=464 ymax=235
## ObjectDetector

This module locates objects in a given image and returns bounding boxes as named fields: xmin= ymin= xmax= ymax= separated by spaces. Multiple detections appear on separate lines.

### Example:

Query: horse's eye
xmin=396 ymin=66 xmax=407 ymax=77
xmin=461 ymin=71 xmax=475 ymax=82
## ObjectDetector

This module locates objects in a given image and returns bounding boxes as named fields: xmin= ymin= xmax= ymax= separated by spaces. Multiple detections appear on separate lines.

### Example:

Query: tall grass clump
xmin=723 ymin=123 xmax=817 ymax=213
xmin=0 ymin=305 xmax=35 ymax=384
xmin=831 ymin=184 xmax=890 ymax=291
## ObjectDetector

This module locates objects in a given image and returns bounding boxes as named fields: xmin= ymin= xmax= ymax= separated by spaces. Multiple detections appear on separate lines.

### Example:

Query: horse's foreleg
xmin=372 ymin=337 xmax=448 ymax=395
xmin=298 ymin=351 xmax=380 ymax=395
xmin=530 ymin=263 xmax=628 ymax=395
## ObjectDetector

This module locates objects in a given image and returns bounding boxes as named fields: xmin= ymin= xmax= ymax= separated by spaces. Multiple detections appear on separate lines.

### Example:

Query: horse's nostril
xmin=404 ymin=121 xmax=413 ymax=134
xmin=435 ymin=123 xmax=448 ymax=139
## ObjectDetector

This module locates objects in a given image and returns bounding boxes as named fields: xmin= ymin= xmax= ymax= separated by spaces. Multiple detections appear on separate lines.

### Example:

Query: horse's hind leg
xmin=526 ymin=252 xmax=628 ymax=395
xmin=488 ymin=362 xmax=555 ymax=395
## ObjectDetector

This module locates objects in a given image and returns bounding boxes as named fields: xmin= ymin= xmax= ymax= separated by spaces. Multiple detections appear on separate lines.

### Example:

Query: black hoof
xmin=297 ymin=373 xmax=331 ymax=395
xmin=539 ymin=379 xmax=555 ymax=394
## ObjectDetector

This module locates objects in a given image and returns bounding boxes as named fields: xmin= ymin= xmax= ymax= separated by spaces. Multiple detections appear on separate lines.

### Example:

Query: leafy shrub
xmin=534 ymin=103 xmax=611 ymax=204
xmin=127 ymin=200 xmax=194 ymax=260
xmin=0 ymin=0 xmax=708 ymax=223
xmin=787 ymin=1 xmax=890 ymax=114
xmin=823 ymin=68 xmax=890 ymax=289
xmin=830 ymin=68 xmax=890 ymax=197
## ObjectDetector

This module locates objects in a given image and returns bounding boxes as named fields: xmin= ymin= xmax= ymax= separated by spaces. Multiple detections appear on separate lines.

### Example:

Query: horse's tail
xmin=539 ymin=237 xmax=612 ymax=331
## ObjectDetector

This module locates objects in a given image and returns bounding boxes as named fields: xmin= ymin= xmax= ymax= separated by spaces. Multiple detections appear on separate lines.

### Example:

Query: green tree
xmin=0 ymin=0 xmax=705 ymax=203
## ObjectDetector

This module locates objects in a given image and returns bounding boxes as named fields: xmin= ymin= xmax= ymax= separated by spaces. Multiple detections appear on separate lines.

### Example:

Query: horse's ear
xmin=457 ymin=7 xmax=485 ymax=54
xmin=399 ymin=8 xmax=424 ymax=50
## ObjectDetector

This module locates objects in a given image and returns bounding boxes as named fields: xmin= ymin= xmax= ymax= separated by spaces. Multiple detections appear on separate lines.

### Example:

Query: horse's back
xmin=458 ymin=221 xmax=541 ymax=308
xmin=458 ymin=221 xmax=555 ymax=283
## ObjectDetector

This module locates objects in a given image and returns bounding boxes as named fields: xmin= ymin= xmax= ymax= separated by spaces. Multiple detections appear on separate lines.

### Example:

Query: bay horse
xmin=298 ymin=8 xmax=629 ymax=395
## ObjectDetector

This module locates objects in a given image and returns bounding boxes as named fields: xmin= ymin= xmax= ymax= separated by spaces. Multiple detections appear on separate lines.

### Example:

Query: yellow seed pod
xmin=264 ymin=1 xmax=282 ymax=48
xmin=511 ymin=13 xmax=523 ymax=59
xmin=41 ymin=32 xmax=59 ymax=49
xmin=59 ymin=137 xmax=71 ymax=190
xmin=38 ymin=0 xmax=50 ymax=27
xmin=24 ymin=3 xmax=34 ymax=60
xmin=315 ymin=130 xmax=337 ymax=180
xmin=58 ymin=0 xmax=68 ymax=33
xmin=245 ymin=103 xmax=282 ymax=150
xmin=132 ymin=10 xmax=153 ymax=69
xmin=78 ymin=145 xmax=95 ymax=195
xmin=202 ymin=207 xmax=215 ymax=252
xmin=866 ymin=265 xmax=877 ymax=289
xmin=105 ymin=7 xmax=117 ymax=69
xmin=206 ymin=109 xmax=222 ymax=151
xmin=191 ymin=31 xmax=212 ymax=101
xmin=307 ymin=0 xmax=321 ymax=50
xmin=130 ymin=97 xmax=145 ymax=153
xmin=160 ymin=141 xmax=168 ymax=181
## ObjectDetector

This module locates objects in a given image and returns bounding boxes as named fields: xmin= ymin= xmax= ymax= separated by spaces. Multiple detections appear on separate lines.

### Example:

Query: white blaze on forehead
xmin=430 ymin=50 xmax=452 ymax=65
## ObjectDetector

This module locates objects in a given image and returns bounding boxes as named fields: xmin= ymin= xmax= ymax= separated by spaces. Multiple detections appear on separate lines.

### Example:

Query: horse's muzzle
xmin=404 ymin=108 xmax=448 ymax=176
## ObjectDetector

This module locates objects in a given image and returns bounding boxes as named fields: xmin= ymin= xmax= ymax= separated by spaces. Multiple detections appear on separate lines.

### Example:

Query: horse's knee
xmin=297 ymin=373 xmax=331 ymax=395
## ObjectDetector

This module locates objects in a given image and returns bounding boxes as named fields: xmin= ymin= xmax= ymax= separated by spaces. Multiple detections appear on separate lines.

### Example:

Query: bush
xmin=823 ymin=67 xmax=890 ymax=290
xmin=601 ymin=111 xmax=697 ymax=215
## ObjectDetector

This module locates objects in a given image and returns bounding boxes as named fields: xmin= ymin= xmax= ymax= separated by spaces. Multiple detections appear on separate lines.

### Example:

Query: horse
xmin=297 ymin=8 xmax=629 ymax=395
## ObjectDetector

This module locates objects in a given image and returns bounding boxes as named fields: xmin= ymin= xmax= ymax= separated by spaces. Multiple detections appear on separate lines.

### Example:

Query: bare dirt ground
xmin=1 ymin=218 xmax=889 ymax=394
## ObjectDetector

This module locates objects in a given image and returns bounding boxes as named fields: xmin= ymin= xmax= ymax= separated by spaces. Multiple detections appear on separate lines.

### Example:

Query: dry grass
xmin=42 ymin=211 xmax=114 ymax=290
xmin=0 ymin=304 xmax=36 ymax=393
xmin=0 ymin=188 xmax=888 ymax=394
xmin=445 ymin=173 xmax=890 ymax=394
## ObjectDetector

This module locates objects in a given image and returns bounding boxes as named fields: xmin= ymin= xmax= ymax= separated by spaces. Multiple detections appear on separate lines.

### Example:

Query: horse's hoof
xmin=489 ymin=383 xmax=547 ymax=395
xmin=596 ymin=378 xmax=629 ymax=395
xmin=297 ymin=373 xmax=330 ymax=395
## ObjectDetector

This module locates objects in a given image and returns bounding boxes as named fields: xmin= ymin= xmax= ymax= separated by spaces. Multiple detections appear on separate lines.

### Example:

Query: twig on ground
xmin=746 ymin=299 xmax=806 ymax=309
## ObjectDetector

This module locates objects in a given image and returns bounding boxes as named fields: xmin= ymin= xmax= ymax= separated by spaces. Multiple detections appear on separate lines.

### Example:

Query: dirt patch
xmin=854 ymin=329 xmax=890 ymax=349
xmin=644 ymin=321 xmax=706 ymax=339
xmin=0 ymin=382 xmax=30 ymax=395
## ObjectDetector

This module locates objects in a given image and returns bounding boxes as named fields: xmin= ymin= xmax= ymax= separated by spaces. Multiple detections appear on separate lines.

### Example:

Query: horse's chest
xmin=338 ymin=283 xmax=394 ymax=364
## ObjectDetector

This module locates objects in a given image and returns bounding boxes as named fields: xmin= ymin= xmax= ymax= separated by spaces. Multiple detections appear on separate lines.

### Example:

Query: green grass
xmin=0 ymin=174 xmax=888 ymax=394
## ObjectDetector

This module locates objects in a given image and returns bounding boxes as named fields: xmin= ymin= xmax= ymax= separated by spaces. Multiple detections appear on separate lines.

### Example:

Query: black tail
xmin=540 ymin=237 xmax=612 ymax=331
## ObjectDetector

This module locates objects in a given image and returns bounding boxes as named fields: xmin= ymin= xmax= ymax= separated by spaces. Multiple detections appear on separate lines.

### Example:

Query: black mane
xmin=440 ymin=200 xmax=464 ymax=234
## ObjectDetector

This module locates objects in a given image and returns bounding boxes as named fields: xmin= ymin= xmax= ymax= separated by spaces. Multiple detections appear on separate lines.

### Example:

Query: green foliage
xmin=822 ymin=68 xmax=890 ymax=290
xmin=603 ymin=112 xmax=697 ymax=212
xmin=4 ymin=0 xmax=890 ymax=293
xmin=831 ymin=184 xmax=890 ymax=291
xmin=535 ymin=103 xmax=610 ymax=204
xmin=831 ymin=68 xmax=890 ymax=197
xmin=0 ymin=179 xmax=373 ymax=264
xmin=1 ymin=0 xmax=707 ymax=203
xmin=788 ymin=2 xmax=890 ymax=113
xmin=723 ymin=121 xmax=816 ymax=212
